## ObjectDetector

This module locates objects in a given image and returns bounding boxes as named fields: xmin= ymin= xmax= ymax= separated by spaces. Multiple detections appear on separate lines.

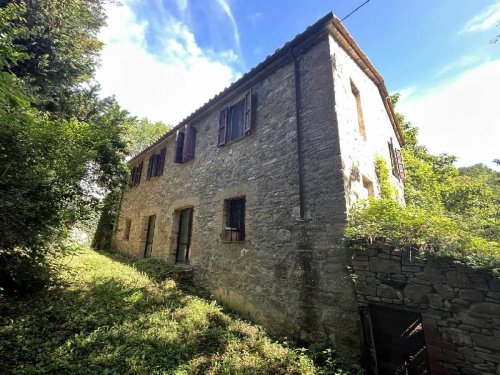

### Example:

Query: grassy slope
xmin=0 ymin=248 xmax=352 ymax=374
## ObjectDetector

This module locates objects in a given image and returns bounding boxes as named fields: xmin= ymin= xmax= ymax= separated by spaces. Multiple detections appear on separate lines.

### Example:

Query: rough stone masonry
xmin=114 ymin=13 xmax=405 ymax=364
xmin=351 ymin=243 xmax=500 ymax=374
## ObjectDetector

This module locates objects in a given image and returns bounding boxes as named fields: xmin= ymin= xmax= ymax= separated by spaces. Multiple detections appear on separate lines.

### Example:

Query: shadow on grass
xmin=0 ymin=258 xmax=232 ymax=374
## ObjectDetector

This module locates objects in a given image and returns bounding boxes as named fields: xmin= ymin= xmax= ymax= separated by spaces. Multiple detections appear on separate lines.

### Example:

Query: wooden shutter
xmin=135 ymin=161 xmax=143 ymax=185
xmin=147 ymin=155 xmax=154 ymax=180
xmin=395 ymin=149 xmax=405 ymax=180
xmin=174 ymin=131 xmax=185 ymax=164
xmin=182 ymin=125 xmax=196 ymax=163
xmin=129 ymin=166 xmax=136 ymax=188
xmin=388 ymin=140 xmax=398 ymax=177
xmin=157 ymin=147 xmax=166 ymax=175
xmin=244 ymin=89 xmax=252 ymax=133
xmin=218 ymin=108 xmax=228 ymax=146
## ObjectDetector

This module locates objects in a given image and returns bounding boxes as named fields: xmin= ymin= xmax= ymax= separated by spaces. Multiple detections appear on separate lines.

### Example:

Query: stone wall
xmin=328 ymin=34 xmax=405 ymax=208
xmin=113 ymin=26 xmax=405 ymax=365
xmin=351 ymin=243 xmax=500 ymax=374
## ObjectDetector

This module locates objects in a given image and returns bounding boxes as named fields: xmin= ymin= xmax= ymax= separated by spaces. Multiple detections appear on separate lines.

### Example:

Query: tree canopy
xmin=0 ymin=1 xmax=169 ymax=292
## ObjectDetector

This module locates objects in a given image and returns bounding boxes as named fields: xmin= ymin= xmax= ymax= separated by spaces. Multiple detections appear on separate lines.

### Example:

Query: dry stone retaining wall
xmin=351 ymin=243 xmax=500 ymax=374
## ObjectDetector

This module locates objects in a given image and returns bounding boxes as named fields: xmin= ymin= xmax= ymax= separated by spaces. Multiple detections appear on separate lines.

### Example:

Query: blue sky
xmin=96 ymin=0 xmax=500 ymax=168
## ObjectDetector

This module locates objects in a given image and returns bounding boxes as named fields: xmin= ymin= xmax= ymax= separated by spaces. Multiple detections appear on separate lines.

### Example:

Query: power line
xmin=341 ymin=0 xmax=371 ymax=22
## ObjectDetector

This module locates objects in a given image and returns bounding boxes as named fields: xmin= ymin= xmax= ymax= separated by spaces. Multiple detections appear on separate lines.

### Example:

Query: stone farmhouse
xmin=114 ymin=12 xmax=407 ymax=365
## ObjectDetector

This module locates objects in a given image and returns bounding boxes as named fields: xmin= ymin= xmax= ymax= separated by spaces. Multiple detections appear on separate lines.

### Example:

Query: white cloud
xmin=215 ymin=0 xmax=241 ymax=54
xmin=461 ymin=2 xmax=500 ymax=33
xmin=435 ymin=54 xmax=483 ymax=78
xmin=95 ymin=1 xmax=238 ymax=125
xmin=397 ymin=60 xmax=500 ymax=170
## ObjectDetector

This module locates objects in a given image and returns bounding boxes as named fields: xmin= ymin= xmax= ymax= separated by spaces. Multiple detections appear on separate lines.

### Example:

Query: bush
xmin=345 ymin=199 xmax=500 ymax=273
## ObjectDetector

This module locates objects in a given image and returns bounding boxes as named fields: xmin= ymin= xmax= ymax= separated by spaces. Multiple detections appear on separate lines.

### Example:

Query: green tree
xmin=0 ymin=0 xmax=106 ymax=114
xmin=123 ymin=117 xmax=171 ymax=155
xmin=0 ymin=1 xmax=130 ymax=292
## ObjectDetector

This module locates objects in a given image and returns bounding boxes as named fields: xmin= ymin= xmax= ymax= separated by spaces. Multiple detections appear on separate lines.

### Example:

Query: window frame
xmin=223 ymin=197 xmax=246 ymax=242
xmin=351 ymin=80 xmax=367 ymax=141
xmin=218 ymin=89 xmax=252 ymax=146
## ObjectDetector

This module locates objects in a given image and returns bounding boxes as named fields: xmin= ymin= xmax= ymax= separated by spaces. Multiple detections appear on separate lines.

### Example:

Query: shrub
xmin=345 ymin=199 xmax=500 ymax=273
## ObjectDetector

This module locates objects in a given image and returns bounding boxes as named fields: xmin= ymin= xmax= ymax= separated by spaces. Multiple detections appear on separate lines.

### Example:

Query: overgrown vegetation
xmin=0 ymin=248 xmax=355 ymax=374
xmin=0 ymin=1 xmax=169 ymax=293
xmin=346 ymin=95 xmax=500 ymax=273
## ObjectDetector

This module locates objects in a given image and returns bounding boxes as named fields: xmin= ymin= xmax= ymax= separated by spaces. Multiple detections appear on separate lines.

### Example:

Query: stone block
xmin=369 ymin=257 xmax=401 ymax=273
xmin=376 ymin=284 xmax=399 ymax=299
xmin=417 ymin=271 xmax=446 ymax=284
xmin=435 ymin=284 xmax=456 ymax=299
xmin=460 ymin=289 xmax=484 ymax=302
xmin=429 ymin=293 xmax=444 ymax=308
xmin=471 ymin=333 xmax=500 ymax=351
xmin=404 ymin=284 xmax=432 ymax=303
xmin=444 ymin=327 xmax=472 ymax=346
xmin=470 ymin=302 xmax=500 ymax=318
xmin=457 ymin=312 xmax=492 ymax=329
xmin=447 ymin=271 xmax=471 ymax=288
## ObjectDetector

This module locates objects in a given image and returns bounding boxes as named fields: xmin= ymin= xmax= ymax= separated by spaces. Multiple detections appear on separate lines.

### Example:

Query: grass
xmin=0 ymin=248 xmax=354 ymax=374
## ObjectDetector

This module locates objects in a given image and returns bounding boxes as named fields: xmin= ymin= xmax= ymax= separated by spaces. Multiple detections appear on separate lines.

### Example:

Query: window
xmin=362 ymin=176 xmax=374 ymax=198
xmin=129 ymin=161 xmax=143 ymax=188
xmin=174 ymin=125 xmax=196 ymax=164
xmin=223 ymin=197 xmax=245 ymax=241
xmin=218 ymin=90 xmax=252 ymax=145
xmin=147 ymin=147 xmax=166 ymax=179
xmin=351 ymin=80 xmax=366 ymax=140
xmin=388 ymin=138 xmax=405 ymax=180
xmin=122 ymin=219 xmax=132 ymax=240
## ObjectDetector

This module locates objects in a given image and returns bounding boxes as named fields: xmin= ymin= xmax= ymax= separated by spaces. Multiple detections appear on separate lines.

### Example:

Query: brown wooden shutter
xmin=157 ymin=147 xmax=166 ymax=175
xmin=182 ymin=125 xmax=196 ymax=162
xmin=218 ymin=108 xmax=228 ymax=146
xmin=146 ymin=155 xmax=154 ymax=180
xmin=129 ymin=166 xmax=136 ymax=188
xmin=135 ymin=161 xmax=143 ymax=185
xmin=395 ymin=149 xmax=405 ymax=180
xmin=174 ymin=131 xmax=185 ymax=164
xmin=244 ymin=89 xmax=252 ymax=133
xmin=388 ymin=139 xmax=398 ymax=177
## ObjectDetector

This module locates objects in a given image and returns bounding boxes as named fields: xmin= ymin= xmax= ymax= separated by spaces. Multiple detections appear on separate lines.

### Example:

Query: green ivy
xmin=374 ymin=156 xmax=397 ymax=200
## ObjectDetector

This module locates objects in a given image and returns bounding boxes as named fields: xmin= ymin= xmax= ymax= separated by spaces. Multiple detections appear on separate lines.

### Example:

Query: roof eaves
xmin=128 ymin=12 xmax=335 ymax=164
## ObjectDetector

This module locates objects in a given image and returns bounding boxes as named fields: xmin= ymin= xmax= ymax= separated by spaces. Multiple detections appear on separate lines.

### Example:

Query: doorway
xmin=176 ymin=208 xmax=193 ymax=263
xmin=144 ymin=215 xmax=156 ymax=258
xmin=362 ymin=305 xmax=430 ymax=374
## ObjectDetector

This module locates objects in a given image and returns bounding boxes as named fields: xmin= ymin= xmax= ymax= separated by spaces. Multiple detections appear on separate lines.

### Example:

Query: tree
xmin=0 ymin=1 xmax=130 ymax=292
xmin=0 ymin=0 xmax=106 ymax=114
xmin=123 ymin=117 xmax=171 ymax=156
xmin=390 ymin=94 xmax=499 ymax=242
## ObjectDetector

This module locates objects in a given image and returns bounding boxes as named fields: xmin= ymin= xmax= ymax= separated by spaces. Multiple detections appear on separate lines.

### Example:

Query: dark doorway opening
xmin=362 ymin=305 xmax=430 ymax=375
xmin=176 ymin=208 xmax=193 ymax=263
xmin=144 ymin=215 xmax=156 ymax=258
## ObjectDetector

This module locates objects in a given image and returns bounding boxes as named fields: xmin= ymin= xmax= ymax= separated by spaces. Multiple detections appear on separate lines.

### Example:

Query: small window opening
xmin=351 ymin=80 xmax=366 ymax=140
xmin=223 ymin=197 xmax=245 ymax=241
xmin=363 ymin=176 xmax=374 ymax=198
xmin=122 ymin=219 xmax=132 ymax=240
